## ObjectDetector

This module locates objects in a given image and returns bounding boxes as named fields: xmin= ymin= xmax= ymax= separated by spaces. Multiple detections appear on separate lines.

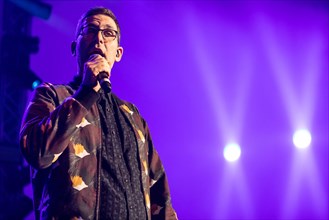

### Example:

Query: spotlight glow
xmin=223 ymin=143 xmax=241 ymax=162
xmin=32 ymin=80 xmax=41 ymax=90
xmin=293 ymin=129 xmax=312 ymax=148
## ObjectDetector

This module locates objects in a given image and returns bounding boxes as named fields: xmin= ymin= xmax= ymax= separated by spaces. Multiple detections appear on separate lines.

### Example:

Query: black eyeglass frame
xmin=79 ymin=25 xmax=119 ymax=42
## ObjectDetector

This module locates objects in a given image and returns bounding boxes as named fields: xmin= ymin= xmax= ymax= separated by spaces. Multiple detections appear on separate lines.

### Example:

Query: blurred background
xmin=0 ymin=0 xmax=328 ymax=219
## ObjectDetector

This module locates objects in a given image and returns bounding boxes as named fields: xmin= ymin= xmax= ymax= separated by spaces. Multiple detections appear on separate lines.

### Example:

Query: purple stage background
xmin=24 ymin=0 xmax=328 ymax=219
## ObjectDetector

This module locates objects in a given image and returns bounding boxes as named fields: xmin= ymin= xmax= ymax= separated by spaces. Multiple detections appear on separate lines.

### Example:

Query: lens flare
xmin=32 ymin=80 xmax=41 ymax=90
xmin=293 ymin=129 xmax=312 ymax=148
xmin=223 ymin=143 xmax=241 ymax=162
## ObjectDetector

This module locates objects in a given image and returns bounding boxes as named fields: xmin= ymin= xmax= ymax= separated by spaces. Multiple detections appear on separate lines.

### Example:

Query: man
xmin=20 ymin=6 xmax=177 ymax=220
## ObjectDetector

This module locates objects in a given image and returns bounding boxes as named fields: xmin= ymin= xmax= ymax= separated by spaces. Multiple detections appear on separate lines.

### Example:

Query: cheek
xmin=77 ymin=41 xmax=89 ymax=61
xmin=105 ymin=48 xmax=118 ymax=64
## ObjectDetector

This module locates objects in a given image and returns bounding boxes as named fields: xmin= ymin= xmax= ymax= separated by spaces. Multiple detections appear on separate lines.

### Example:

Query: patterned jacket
xmin=19 ymin=82 xmax=177 ymax=220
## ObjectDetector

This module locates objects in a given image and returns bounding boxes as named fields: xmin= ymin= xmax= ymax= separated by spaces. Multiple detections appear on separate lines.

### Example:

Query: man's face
xmin=74 ymin=14 xmax=123 ymax=74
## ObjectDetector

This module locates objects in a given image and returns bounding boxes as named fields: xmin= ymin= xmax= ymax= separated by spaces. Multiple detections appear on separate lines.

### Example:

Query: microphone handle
xmin=98 ymin=72 xmax=111 ymax=93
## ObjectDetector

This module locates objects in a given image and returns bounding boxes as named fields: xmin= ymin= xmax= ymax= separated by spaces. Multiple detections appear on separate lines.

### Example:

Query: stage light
xmin=9 ymin=0 xmax=52 ymax=20
xmin=223 ymin=143 xmax=241 ymax=162
xmin=17 ymin=70 xmax=43 ymax=90
xmin=32 ymin=80 xmax=41 ymax=90
xmin=293 ymin=129 xmax=312 ymax=149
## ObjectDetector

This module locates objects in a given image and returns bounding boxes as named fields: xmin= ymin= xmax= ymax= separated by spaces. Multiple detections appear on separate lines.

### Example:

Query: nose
xmin=96 ymin=30 xmax=104 ymax=44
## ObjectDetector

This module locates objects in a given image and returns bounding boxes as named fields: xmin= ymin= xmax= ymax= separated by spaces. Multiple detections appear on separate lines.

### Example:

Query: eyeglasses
xmin=80 ymin=25 xmax=118 ymax=42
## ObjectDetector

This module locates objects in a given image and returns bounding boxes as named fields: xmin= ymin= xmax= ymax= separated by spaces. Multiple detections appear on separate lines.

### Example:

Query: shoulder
xmin=33 ymin=82 xmax=75 ymax=105
xmin=35 ymin=82 xmax=73 ymax=93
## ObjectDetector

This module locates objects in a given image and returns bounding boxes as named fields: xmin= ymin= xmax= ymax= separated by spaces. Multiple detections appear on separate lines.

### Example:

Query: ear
xmin=71 ymin=41 xmax=77 ymax=56
xmin=115 ymin=46 xmax=124 ymax=62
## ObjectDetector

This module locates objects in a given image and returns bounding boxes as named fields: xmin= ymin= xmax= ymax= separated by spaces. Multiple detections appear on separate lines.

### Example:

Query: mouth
xmin=88 ymin=49 xmax=105 ymax=58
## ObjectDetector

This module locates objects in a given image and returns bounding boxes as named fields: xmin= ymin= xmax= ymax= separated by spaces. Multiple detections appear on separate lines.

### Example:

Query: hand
xmin=82 ymin=54 xmax=111 ymax=92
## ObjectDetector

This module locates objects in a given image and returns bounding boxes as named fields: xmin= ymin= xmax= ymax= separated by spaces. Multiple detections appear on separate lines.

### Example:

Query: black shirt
xmin=97 ymin=91 xmax=147 ymax=220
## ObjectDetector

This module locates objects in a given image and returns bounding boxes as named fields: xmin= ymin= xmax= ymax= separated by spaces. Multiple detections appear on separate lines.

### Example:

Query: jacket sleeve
xmin=135 ymin=109 xmax=177 ymax=220
xmin=19 ymin=83 xmax=90 ymax=170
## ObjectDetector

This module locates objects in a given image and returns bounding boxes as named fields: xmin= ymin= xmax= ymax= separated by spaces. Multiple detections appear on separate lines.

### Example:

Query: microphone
xmin=98 ymin=72 xmax=111 ymax=93
xmin=89 ymin=54 xmax=111 ymax=93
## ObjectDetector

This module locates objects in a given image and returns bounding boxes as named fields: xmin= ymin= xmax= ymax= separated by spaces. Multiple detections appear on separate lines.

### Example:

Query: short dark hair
xmin=75 ymin=6 xmax=121 ymax=44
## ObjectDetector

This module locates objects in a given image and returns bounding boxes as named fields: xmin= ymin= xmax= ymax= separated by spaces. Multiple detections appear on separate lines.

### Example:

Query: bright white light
xmin=293 ymin=129 xmax=312 ymax=148
xmin=223 ymin=143 xmax=241 ymax=162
